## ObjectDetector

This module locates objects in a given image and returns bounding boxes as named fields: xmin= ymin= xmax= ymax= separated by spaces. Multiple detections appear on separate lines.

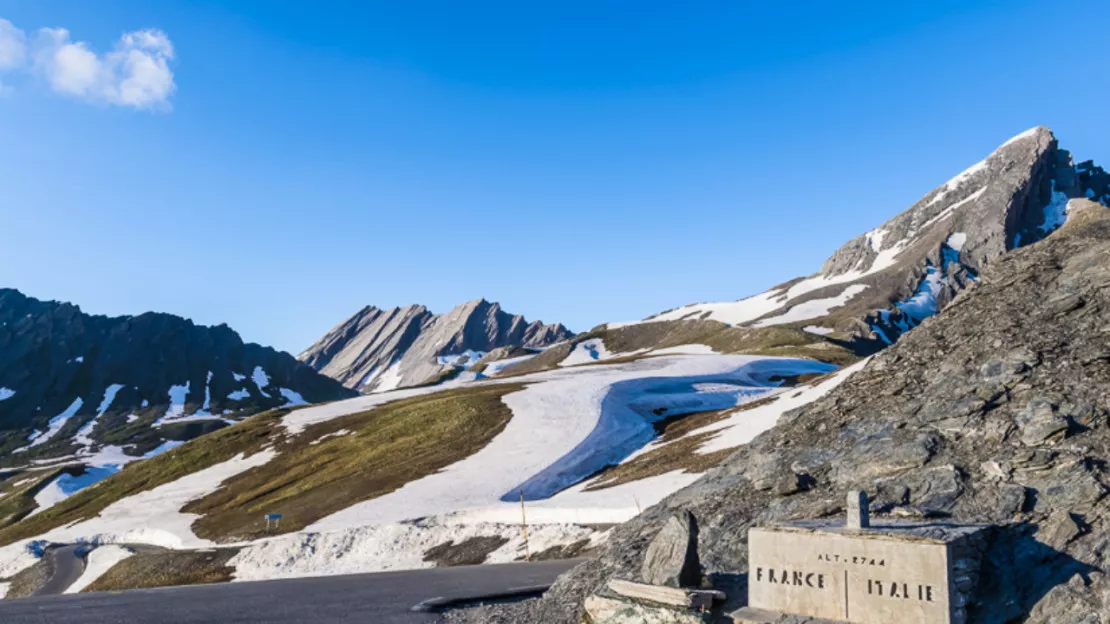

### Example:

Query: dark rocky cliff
xmin=0 ymin=289 xmax=356 ymax=463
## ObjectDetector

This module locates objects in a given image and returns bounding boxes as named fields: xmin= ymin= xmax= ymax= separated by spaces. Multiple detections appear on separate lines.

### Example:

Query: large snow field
xmin=306 ymin=354 xmax=835 ymax=530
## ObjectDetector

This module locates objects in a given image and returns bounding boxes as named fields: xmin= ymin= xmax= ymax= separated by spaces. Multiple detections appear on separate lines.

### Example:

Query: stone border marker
xmin=734 ymin=491 xmax=990 ymax=624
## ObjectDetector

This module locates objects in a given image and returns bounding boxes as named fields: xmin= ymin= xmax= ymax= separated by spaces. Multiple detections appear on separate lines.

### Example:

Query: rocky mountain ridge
xmin=618 ymin=127 xmax=1109 ymax=350
xmin=298 ymin=298 xmax=573 ymax=392
xmin=0 ymin=288 xmax=356 ymax=464
xmin=453 ymin=198 xmax=1110 ymax=623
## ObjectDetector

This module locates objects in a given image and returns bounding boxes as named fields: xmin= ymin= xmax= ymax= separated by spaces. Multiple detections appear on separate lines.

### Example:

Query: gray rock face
xmin=640 ymin=511 xmax=701 ymax=588
xmin=0 ymin=289 xmax=356 ymax=464
xmin=449 ymin=201 xmax=1110 ymax=623
xmin=633 ymin=127 xmax=1109 ymax=353
xmin=299 ymin=298 xmax=573 ymax=392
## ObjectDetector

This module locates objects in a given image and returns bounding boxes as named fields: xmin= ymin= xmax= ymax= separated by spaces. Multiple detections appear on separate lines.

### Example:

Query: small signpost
xmin=265 ymin=513 xmax=282 ymax=531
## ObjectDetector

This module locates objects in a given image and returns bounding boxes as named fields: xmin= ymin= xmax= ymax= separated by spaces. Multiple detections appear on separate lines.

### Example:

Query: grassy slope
xmin=186 ymin=383 xmax=522 ymax=541
xmin=0 ymin=410 xmax=285 ymax=546
xmin=86 ymin=548 xmax=240 ymax=591
xmin=0 ymin=384 xmax=524 ymax=546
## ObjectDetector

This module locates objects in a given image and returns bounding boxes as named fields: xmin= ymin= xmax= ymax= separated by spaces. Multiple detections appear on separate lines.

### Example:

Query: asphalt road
xmin=0 ymin=559 xmax=582 ymax=623
xmin=31 ymin=545 xmax=85 ymax=597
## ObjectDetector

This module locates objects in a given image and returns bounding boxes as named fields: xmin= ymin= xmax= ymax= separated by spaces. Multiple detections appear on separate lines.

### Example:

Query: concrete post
xmin=847 ymin=490 xmax=870 ymax=529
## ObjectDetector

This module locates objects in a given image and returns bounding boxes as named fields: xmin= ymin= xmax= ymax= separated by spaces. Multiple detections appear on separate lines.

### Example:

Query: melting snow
xmin=436 ymin=350 xmax=487 ymax=367
xmin=26 ymin=398 xmax=85 ymax=448
xmin=252 ymin=367 xmax=272 ymax=398
xmin=372 ymin=362 xmax=405 ymax=393
xmin=753 ymin=284 xmax=869 ymax=327
xmin=560 ymin=338 xmax=612 ymax=367
xmin=155 ymin=383 xmax=191 ymax=426
xmin=481 ymin=352 xmax=540 ymax=376
xmin=65 ymin=546 xmax=135 ymax=594
xmin=307 ymin=355 xmax=835 ymax=529
xmin=279 ymin=388 xmax=308 ymax=406
xmin=1039 ymin=180 xmax=1071 ymax=233
xmin=33 ymin=451 xmax=275 ymax=549
xmin=641 ymin=287 xmax=790 ymax=327
xmin=693 ymin=359 xmax=869 ymax=453
xmin=230 ymin=519 xmax=601 ymax=582
xmin=927 ymin=159 xmax=989 ymax=208
xmin=897 ymin=265 xmax=946 ymax=323
xmin=73 ymin=384 xmax=126 ymax=447
xmin=919 ymin=187 xmax=987 ymax=231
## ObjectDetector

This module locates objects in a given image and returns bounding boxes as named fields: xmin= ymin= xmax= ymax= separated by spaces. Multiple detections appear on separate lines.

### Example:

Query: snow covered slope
xmin=0 ymin=347 xmax=853 ymax=587
xmin=299 ymin=298 xmax=573 ymax=393
xmin=613 ymin=127 xmax=1109 ymax=347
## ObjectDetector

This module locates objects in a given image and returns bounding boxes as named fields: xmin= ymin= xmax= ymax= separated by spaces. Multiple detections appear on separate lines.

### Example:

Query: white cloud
xmin=0 ymin=18 xmax=27 ymax=69
xmin=34 ymin=26 xmax=176 ymax=110
xmin=0 ymin=16 xmax=176 ymax=110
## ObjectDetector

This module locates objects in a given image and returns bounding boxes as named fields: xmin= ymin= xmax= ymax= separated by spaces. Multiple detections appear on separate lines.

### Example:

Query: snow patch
xmin=227 ymin=388 xmax=251 ymax=401
xmin=481 ymin=353 xmax=540 ymax=376
xmin=371 ymin=362 xmax=404 ymax=393
xmin=36 ymin=451 xmax=275 ymax=549
xmin=694 ymin=358 xmax=870 ymax=453
xmin=74 ymin=384 xmax=125 ymax=447
xmin=252 ymin=367 xmax=272 ymax=398
xmin=560 ymin=338 xmax=612 ymax=367
xmin=436 ymin=350 xmax=487 ymax=367
xmin=230 ymin=519 xmax=600 ymax=582
xmin=279 ymin=388 xmax=308 ymax=406
xmin=752 ymin=284 xmax=869 ymax=327
xmin=802 ymin=326 xmax=835 ymax=336
xmin=26 ymin=398 xmax=85 ymax=448
xmin=946 ymin=232 xmax=968 ymax=252
xmin=65 ymin=546 xmax=134 ymax=594
xmin=641 ymin=287 xmax=790 ymax=327
xmin=232 ymin=372 xmax=246 ymax=382
xmin=0 ymin=388 xmax=14 ymax=401
xmin=927 ymin=159 xmax=988 ymax=208
xmin=1039 ymin=180 xmax=1071 ymax=233
xmin=159 ymin=383 xmax=190 ymax=424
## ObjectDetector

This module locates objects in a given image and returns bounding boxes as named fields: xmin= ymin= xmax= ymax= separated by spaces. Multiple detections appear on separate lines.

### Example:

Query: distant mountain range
xmin=0 ymin=289 xmax=356 ymax=464
xmin=298 ymin=298 xmax=574 ymax=392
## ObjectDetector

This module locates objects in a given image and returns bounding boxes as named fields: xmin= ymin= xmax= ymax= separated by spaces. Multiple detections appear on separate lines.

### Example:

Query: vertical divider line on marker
xmin=844 ymin=570 xmax=849 ymax=620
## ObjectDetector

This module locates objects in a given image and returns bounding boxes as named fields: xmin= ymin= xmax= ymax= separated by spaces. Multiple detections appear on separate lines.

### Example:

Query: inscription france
xmin=754 ymin=567 xmax=826 ymax=589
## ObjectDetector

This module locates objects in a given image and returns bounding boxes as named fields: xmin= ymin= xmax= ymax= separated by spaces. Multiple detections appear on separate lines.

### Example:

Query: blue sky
xmin=1 ymin=1 xmax=1107 ymax=353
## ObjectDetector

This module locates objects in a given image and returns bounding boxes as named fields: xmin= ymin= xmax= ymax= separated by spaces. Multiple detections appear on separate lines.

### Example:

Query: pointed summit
xmin=629 ymin=126 xmax=1107 ymax=348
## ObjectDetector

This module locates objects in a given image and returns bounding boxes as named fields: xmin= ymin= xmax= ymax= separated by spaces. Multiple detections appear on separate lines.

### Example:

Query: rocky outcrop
xmin=450 ymin=200 xmax=1110 ymax=622
xmin=299 ymin=298 xmax=573 ymax=392
xmin=0 ymin=289 xmax=355 ymax=463
xmin=628 ymin=127 xmax=1109 ymax=352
